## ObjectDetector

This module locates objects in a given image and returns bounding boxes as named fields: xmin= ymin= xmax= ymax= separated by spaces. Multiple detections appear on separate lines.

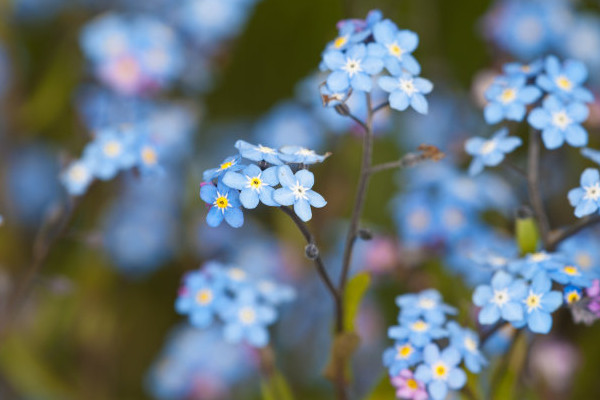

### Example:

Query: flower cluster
xmin=473 ymin=250 xmax=597 ymax=334
xmin=568 ymin=168 xmax=600 ymax=218
xmin=320 ymin=10 xmax=433 ymax=114
xmin=176 ymin=261 xmax=295 ymax=348
xmin=384 ymin=289 xmax=486 ymax=400
xmin=200 ymin=140 xmax=329 ymax=227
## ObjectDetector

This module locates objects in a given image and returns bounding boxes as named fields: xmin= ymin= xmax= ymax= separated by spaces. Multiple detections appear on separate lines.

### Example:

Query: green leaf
xmin=344 ymin=272 xmax=371 ymax=332
xmin=322 ymin=332 xmax=361 ymax=382
xmin=365 ymin=373 xmax=396 ymax=400
xmin=516 ymin=216 xmax=539 ymax=255
xmin=260 ymin=370 xmax=294 ymax=400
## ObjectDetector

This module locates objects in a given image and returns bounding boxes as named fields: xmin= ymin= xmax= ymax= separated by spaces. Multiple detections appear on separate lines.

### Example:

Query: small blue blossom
xmin=175 ymin=269 xmax=226 ymax=328
xmin=279 ymin=146 xmax=330 ymax=165
xmin=388 ymin=315 xmax=447 ymax=348
xmin=222 ymin=165 xmax=278 ymax=209
xmin=60 ymin=159 xmax=95 ymax=196
xmin=383 ymin=341 xmax=422 ymax=376
xmin=324 ymin=10 xmax=382 ymax=52
xmin=414 ymin=344 xmax=467 ymax=400
xmin=568 ymin=168 xmax=600 ymax=218
xmin=520 ymin=272 xmax=563 ymax=334
xmin=84 ymin=129 xmax=137 ymax=180
xmin=372 ymin=19 xmax=420 ymax=75
xmin=322 ymin=43 xmax=384 ymax=93
xmin=558 ymin=228 xmax=600 ymax=279
xmin=502 ymin=59 xmax=544 ymax=79
xmin=536 ymin=56 xmax=594 ymax=103
xmin=235 ymin=140 xmax=282 ymax=165
xmin=272 ymin=165 xmax=326 ymax=222
xmin=378 ymin=72 xmax=433 ymax=114
xmin=199 ymin=182 xmax=244 ymax=228
xmin=483 ymin=75 xmax=541 ymax=124
xmin=220 ymin=288 xmax=277 ymax=348
xmin=563 ymin=285 xmax=583 ymax=305
xmin=528 ymin=95 xmax=589 ymax=149
xmin=549 ymin=264 xmax=593 ymax=288
xmin=446 ymin=322 xmax=487 ymax=373
xmin=256 ymin=279 xmax=296 ymax=306
xmin=203 ymin=155 xmax=244 ymax=182
xmin=508 ymin=251 xmax=566 ymax=279
xmin=473 ymin=270 xmax=527 ymax=325
xmin=465 ymin=128 xmax=522 ymax=176
xmin=395 ymin=289 xmax=457 ymax=325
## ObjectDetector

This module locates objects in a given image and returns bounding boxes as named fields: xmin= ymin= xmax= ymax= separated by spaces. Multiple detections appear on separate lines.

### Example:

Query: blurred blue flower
xmin=508 ymin=251 xmax=566 ymax=279
xmin=568 ymin=168 xmax=600 ymax=218
xmin=563 ymin=285 xmax=582 ymax=305
xmin=279 ymin=146 xmax=330 ymax=165
xmin=465 ymin=128 xmax=522 ymax=176
xmin=372 ymin=19 xmax=420 ymax=75
xmin=446 ymin=322 xmax=487 ymax=373
xmin=396 ymin=289 xmax=457 ymax=325
xmin=200 ymin=182 xmax=244 ymax=228
xmin=273 ymin=165 xmax=326 ymax=222
xmin=323 ymin=43 xmax=384 ymax=93
xmin=388 ymin=315 xmax=447 ymax=348
xmin=383 ymin=341 xmax=422 ymax=376
xmin=84 ymin=128 xmax=137 ymax=180
xmin=414 ymin=344 xmax=466 ymax=400
xmin=536 ymin=55 xmax=594 ymax=103
xmin=560 ymin=14 xmax=600 ymax=77
xmin=521 ymin=272 xmax=563 ymax=334
xmin=483 ymin=75 xmax=541 ymax=124
xmin=558 ymin=228 xmax=600 ymax=279
xmin=235 ymin=140 xmax=282 ymax=165
xmin=378 ymin=72 xmax=433 ymax=114
xmin=203 ymin=155 xmax=244 ymax=182
xmin=503 ymin=59 xmax=544 ymax=79
xmin=473 ymin=270 xmax=527 ymax=325
xmin=60 ymin=159 xmax=95 ymax=196
xmin=176 ymin=267 xmax=227 ymax=328
xmin=528 ymin=95 xmax=589 ymax=149
xmin=549 ymin=264 xmax=593 ymax=288
xmin=222 ymin=165 xmax=278 ymax=209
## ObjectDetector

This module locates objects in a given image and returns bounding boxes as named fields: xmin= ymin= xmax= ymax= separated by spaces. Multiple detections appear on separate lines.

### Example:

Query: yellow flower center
xmin=406 ymin=379 xmax=418 ymax=390
xmin=334 ymin=36 xmax=348 ymax=49
xmin=239 ymin=307 xmax=256 ymax=324
xmin=141 ymin=147 xmax=157 ymax=165
xmin=418 ymin=298 xmax=436 ymax=309
xmin=464 ymin=337 xmax=478 ymax=352
xmin=556 ymin=75 xmax=573 ymax=91
xmin=432 ymin=362 xmax=448 ymax=379
xmin=566 ymin=291 xmax=581 ymax=304
xmin=411 ymin=320 xmax=429 ymax=332
xmin=214 ymin=195 xmax=229 ymax=209
xmin=397 ymin=345 xmax=413 ymax=359
xmin=258 ymin=144 xmax=276 ymax=154
xmin=499 ymin=88 xmax=517 ymax=104
xmin=220 ymin=161 xmax=234 ymax=170
xmin=103 ymin=141 xmax=122 ymax=157
xmin=563 ymin=266 xmax=579 ymax=276
xmin=552 ymin=111 xmax=572 ymax=130
xmin=388 ymin=43 xmax=403 ymax=57
xmin=196 ymin=289 xmax=213 ymax=305
xmin=525 ymin=293 xmax=541 ymax=310
xmin=69 ymin=165 xmax=88 ymax=182
xmin=530 ymin=252 xmax=548 ymax=262
xmin=228 ymin=268 xmax=246 ymax=281
xmin=248 ymin=176 xmax=262 ymax=190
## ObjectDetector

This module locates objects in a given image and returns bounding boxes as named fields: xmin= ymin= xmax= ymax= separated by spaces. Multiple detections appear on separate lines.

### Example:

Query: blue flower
xmin=324 ymin=10 xmax=382 ymax=52
xmin=175 ymin=269 xmax=225 ymax=328
xmin=414 ymin=344 xmax=467 ymax=400
xmin=563 ymin=285 xmax=583 ymax=305
xmin=60 ymin=159 xmax=95 ymax=196
xmin=378 ymin=72 xmax=433 ymax=114
xmin=446 ymin=322 xmax=487 ymax=373
xmin=255 ymin=279 xmax=296 ymax=306
xmin=279 ymin=146 xmax=330 ymax=165
xmin=272 ymin=165 xmax=326 ymax=222
xmin=234 ymin=140 xmax=282 ymax=165
xmin=222 ymin=165 xmax=278 ymax=209
xmin=322 ymin=43 xmax=384 ymax=93
xmin=549 ymin=264 xmax=593 ymax=288
xmin=568 ymin=168 xmax=600 ymax=218
xmin=396 ymin=289 xmax=457 ymax=325
xmin=558 ymin=228 xmax=600 ymax=279
xmin=465 ymin=128 xmax=522 ymax=176
xmin=483 ymin=75 xmax=541 ymax=124
xmin=508 ymin=251 xmax=566 ymax=279
xmin=203 ymin=155 xmax=244 ymax=182
xmin=383 ymin=341 xmax=422 ymax=376
xmin=521 ymin=272 xmax=563 ymax=334
xmin=199 ymin=182 xmax=244 ymax=228
xmin=388 ymin=315 xmax=447 ymax=348
xmin=502 ymin=59 xmax=544 ymax=79
xmin=472 ymin=270 xmax=527 ymax=325
xmin=372 ymin=19 xmax=420 ymax=75
xmin=527 ymin=95 xmax=589 ymax=149
xmin=219 ymin=288 xmax=277 ymax=348
xmin=536 ymin=56 xmax=594 ymax=103
xmin=84 ymin=129 xmax=137 ymax=180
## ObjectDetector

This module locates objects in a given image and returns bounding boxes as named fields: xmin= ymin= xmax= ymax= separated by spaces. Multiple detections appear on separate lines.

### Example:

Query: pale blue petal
xmin=575 ymin=199 xmax=598 ymax=218
xmin=565 ymin=125 xmax=588 ymax=147
xmin=351 ymin=73 xmax=372 ymax=92
xmin=224 ymin=208 xmax=244 ymax=228
xmin=277 ymin=165 xmax=296 ymax=188
xmin=206 ymin=207 xmax=224 ymax=227
xmin=527 ymin=310 xmax=552 ymax=334
xmin=259 ymin=186 xmax=277 ymax=206
xmin=447 ymin=368 xmax=466 ymax=389
xmin=484 ymin=103 xmax=503 ymax=124
xmin=273 ymin=188 xmax=295 ymax=206
xmin=542 ymin=127 xmax=564 ymax=149
xmin=307 ymin=191 xmax=327 ymax=208
xmin=327 ymin=71 xmax=350 ymax=92
xmin=389 ymin=91 xmax=410 ymax=111
xmin=240 ymin=189 xmax=259 ymax=209
xmin=541 ymin=291 xmax=563 ymax=313
xmin=410 ymin=93 xmax=428 ymax=114
xmin=479 ymin=304 xmax=500 ymax=325
xmin=501 ymin=302 xmax=524 ymax=321
xmin=581 ymin=168 xmax=600 ymax=186
xmin=568 ymin=187 xmax=585 ymax=206
xmin=294 ymin=199 xmax=312 ymax=222
xmin=323 ymin=50 xmax=346 ymax=70
xmin=429 ymin=381 xmax=448 ymax=400
xmin=200 ymin=184 xmax=217 ymax=203
xmin=222 ymin=171 xmax=246 ymax=190
xmin=296 ymin=169 xmax=314 ymax=188
xmin=472 ymin=285 xmax=492 ymax=306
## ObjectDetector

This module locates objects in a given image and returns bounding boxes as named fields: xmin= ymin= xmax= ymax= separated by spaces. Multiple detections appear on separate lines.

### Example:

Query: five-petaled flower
xmin=519 ymin=272 xmax=563 ymax=334
xmin=528 ymin=95 xmax=589 ymax=149
xmin=395 ymin=289 xmax=457 ymax=325
xmin=568 ymin=168 xmax=600 ymax=218
xmin=390 ymin=369 xmax=428 ymax=400
xmin=465 ymin=128 xmax=522 ymax=176
xmin=200 ymin=182 xmax=244 ymax=228
xmin=175 ymin=269 xmax=225 ymax=328
xmin=378 ymin=72 xmax=433 ymax=114
xmin=273 ymin=165 xmax=327 ymax=222
xmin=383 ymin=341 xmax=422 ymax=376
xmin=323 ymin=43 xmax=384 ymax=93
xmin=414 ymin=344 xmax=467 ymax=400
xmin=483 ymin=75 xmax=541 ymax=124
xmin=473 ymin=270 xmax=527 ymax=325
xmin=536 ymin=55 xmax=594 ymax=103
xmin=372 ymin=19 xmax=421 ymax=75
xmin=222 ymin=165 xmax=279 ymax=209
xmin=203 ymin=155 xmax=243 ymax=182
xmin=235 ymin=140 xmax=282 ymax=165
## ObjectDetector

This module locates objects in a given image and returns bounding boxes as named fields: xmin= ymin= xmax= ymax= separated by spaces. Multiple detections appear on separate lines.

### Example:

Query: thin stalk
xmin=526 ymin=130 xmax=551 ymax=249
xmin=547 ymin=215 xmax=600 ymax=251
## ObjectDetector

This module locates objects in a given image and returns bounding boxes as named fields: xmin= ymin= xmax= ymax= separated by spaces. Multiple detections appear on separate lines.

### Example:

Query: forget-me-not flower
xmin=568 ymin=168 xmax=600 ymax=218
xmin=61 ymin=159 xmax=95 ymax=196
xmin=446 ymin=321 xmax=487 ymax=373
xmin=395 ymin=289 xmax=457 ymax=325
xmin=563 ymin=285 xmax=583 ymax=305
xmin=272 ymin=165 xmax=326 ymax=222
xmin=508 ymin=251 xmax=566 ymax=279
xmin=203 ymin=155 xmax=243 ymax=182
xmin=465 ymin=128 xmax=522 ymax=176
xmin=528 ymin=95 xmax=589 ymax=149
xmin=502 ymin=59 xmax=544 ymax=79
xmin=84 ymin=129 xmax=137 ymax=180
xmin=383 ymin=341 xmax=422 ymax=376
xmin=483 ymin=75 xmax=541 ymax=124
xmin=278 ymin=146 xmax=330 ymax=165
xmin=521 ymin=272 xmax=563 ymax=334
xmin=549 ymin=264 xmax=593 ymax=288
xmin=235 ymin=140 xmax=282 ymax=165
xmin=200 ymin=182 xmax=244 ymax=228
xmin=414 ymin=344 xmax=467 ymax=400
xmin=372 ymin=19 xmax=420 ymax=75
xmin=175 ymin=269 xmax=225 ymax=328
xmin=473 ymin=270 xmax=527 ymax=325
xmin=388 ymin=315 xmax=447 ymax=348
xmin=536 ymin=55 xmax=594 ymax=103
xmin=323 ymin=43 xmax=384 ymax=92
xmin=222 ymin=165 xmax=278 ymax=209
xmin=378 ymin=72 xmax=433 ymax=114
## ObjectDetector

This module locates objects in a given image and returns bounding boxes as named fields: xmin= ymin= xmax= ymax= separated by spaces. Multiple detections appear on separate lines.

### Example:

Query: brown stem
xmin=526 ymin=129 xmax=551 ymax=249
xmin=546 ymin=215 xmax=600 ymax=251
